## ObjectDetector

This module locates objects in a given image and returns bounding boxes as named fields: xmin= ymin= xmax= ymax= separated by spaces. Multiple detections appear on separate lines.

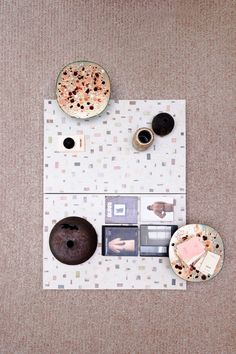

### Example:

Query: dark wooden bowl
xmin=49 ymin=216 xmax=98 ymax=265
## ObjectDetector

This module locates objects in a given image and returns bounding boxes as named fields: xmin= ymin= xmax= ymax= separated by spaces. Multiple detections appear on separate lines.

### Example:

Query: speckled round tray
xmin=56 ymin=61 xmax=110 ymax=119
xmin=169 ymin=224 xmax=224 ymax=282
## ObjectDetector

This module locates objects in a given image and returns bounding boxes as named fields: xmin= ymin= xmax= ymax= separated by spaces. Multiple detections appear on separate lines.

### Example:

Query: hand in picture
xmin=108 ymin=238 xmax=135 ymax=253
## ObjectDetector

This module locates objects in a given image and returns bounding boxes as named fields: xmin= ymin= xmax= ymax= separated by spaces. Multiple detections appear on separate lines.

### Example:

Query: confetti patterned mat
xmin=44 ymin=99 xmax=186 ymax=289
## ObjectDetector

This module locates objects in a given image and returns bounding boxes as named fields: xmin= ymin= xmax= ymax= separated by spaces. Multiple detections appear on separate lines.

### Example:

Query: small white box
xmin=197 ymin=251 xmax=220 ymax=276
xmin=57 ymin=135 xmax=85 ymax=152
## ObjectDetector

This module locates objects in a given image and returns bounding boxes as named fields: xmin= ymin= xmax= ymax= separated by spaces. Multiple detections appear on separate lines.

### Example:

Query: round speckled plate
xmin=169 ymin=224 xmax=224 ymax=282
xmin=56 ymin=61 xmax=111 ymax=119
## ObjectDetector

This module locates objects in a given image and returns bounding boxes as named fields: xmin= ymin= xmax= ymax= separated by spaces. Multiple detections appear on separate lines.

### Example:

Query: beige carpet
xmin=0 ymin=1 xmax=235 ymax=353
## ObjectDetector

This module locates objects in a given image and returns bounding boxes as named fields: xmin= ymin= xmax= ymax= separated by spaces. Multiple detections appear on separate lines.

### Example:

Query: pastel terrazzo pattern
xmin=43 ymin=99 xmax=186 ymax=289
xmin=44 ymin=99 xmax=186 ymax=194
xmin=44 ymin=194 xmax=186 ymax=289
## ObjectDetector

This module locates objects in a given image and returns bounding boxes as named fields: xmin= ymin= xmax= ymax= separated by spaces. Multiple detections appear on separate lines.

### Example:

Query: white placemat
xmin=44 ymin=99 xmax=186 ymax=289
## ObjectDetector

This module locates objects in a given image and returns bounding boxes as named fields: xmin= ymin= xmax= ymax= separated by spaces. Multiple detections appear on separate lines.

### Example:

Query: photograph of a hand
xmin=108 ymin=238 xmax=135 ymax=254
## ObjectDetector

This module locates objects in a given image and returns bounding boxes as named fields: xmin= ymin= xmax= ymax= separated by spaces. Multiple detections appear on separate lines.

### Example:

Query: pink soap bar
xmin=176 ymin=236 xmax=205 ymax=265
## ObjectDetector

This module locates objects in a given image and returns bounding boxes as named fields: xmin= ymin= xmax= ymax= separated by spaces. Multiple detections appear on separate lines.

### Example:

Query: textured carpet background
xmin=0 ymin=1 xmax=235 ymax=353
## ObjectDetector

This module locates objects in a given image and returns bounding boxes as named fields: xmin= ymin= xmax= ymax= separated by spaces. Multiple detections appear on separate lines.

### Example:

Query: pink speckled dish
xmin=56 ymin=61 xmax=110 ymax=119
xmin=169 ymin=224 xmax=224 ymax=282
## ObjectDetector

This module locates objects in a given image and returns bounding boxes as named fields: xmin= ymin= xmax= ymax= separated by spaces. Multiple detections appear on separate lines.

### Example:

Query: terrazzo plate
xmin=56 ymin=61 xmax=110 ymax=119
xmin=169 ymin=224 xmax=224 ymax=282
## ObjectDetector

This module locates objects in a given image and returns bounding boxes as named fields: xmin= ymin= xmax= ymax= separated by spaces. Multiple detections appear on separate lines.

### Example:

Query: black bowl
xmin=152 ymin=112 xmax=175 ymax=136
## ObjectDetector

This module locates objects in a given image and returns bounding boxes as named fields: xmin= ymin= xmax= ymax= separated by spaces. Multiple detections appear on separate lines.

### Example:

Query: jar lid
xmin=152 ymin=112 xmax=175 ymax=136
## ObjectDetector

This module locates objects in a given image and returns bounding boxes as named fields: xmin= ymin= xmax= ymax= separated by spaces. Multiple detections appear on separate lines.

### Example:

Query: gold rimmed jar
xmin=132 ymin=127 xmax=154 ymax=151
